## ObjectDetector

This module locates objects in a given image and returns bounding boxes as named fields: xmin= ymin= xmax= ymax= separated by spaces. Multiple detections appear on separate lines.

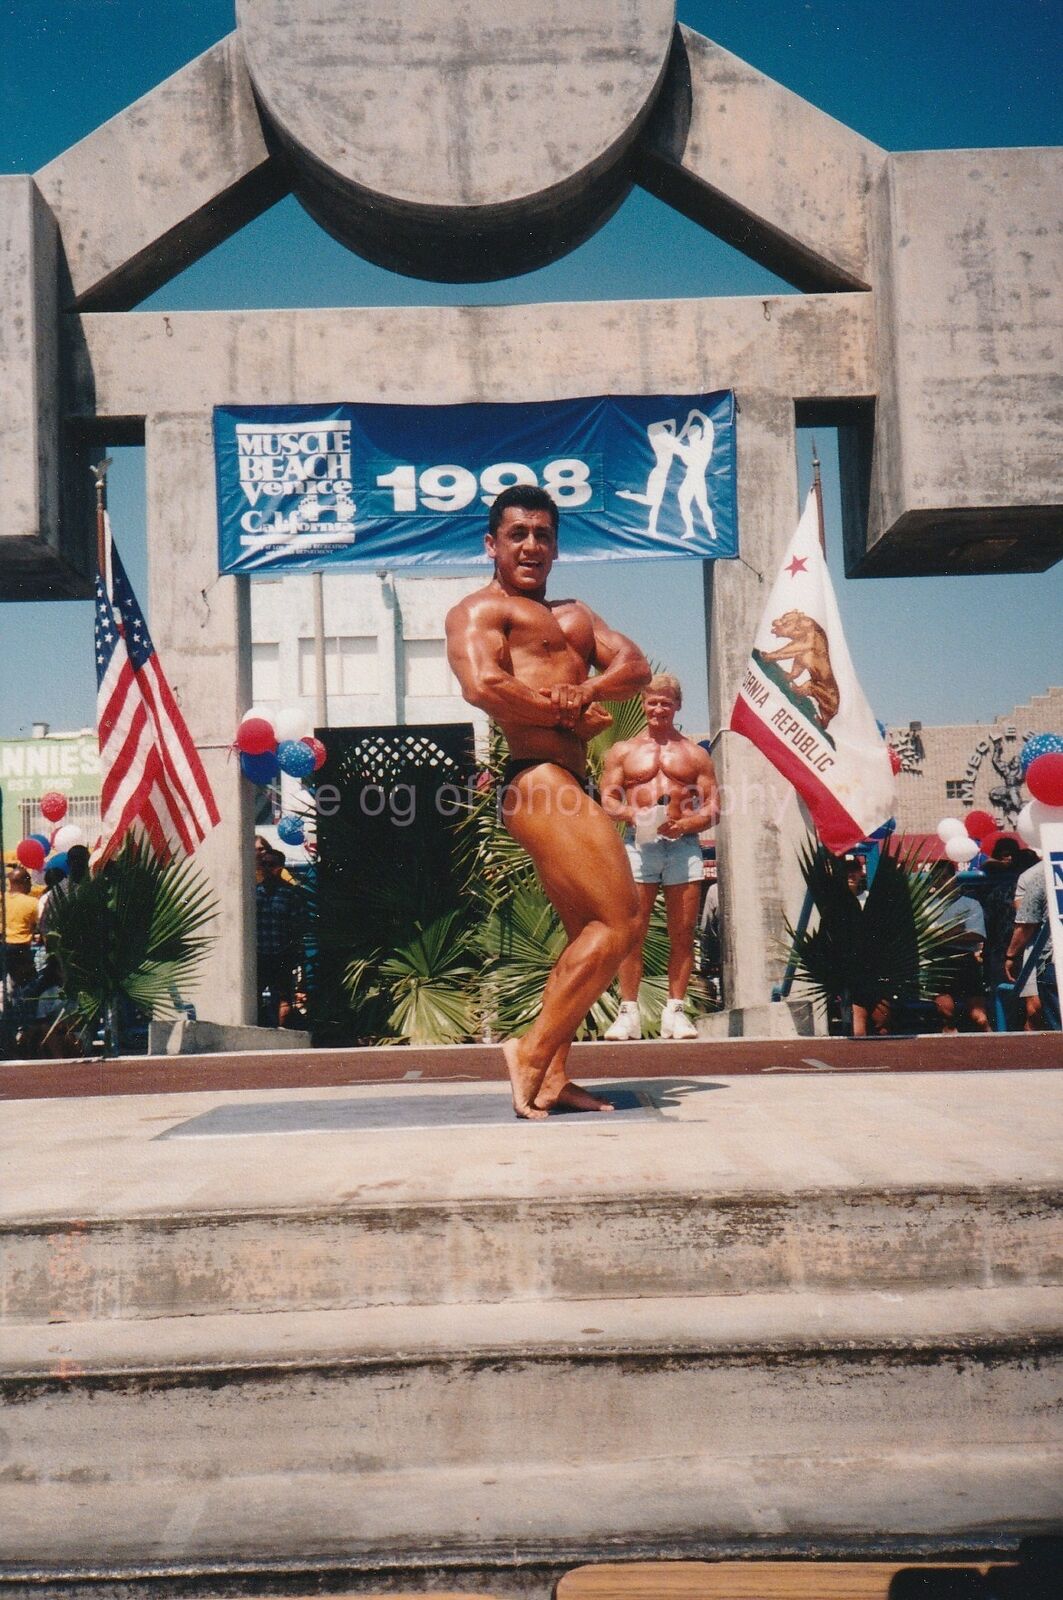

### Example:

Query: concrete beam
xmin=145 ymin=413 xmax=256 ymax=1028
xmin=636 ymin=26 xmax=884 ymax=293
xmin=0 ymin=177 xmax=94 ymax=601
xmin=861 ymin=148 xmax=1063 ymax=577
xmin=67 ymin=293 xmax=876 ymax=415
xmin=236 ymin=0 xmax=675 ymax=281
xmin=35 ymin=35 xmax=285 ymax=312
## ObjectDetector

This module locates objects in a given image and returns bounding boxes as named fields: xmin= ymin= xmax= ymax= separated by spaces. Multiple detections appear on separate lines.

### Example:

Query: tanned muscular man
xmin=445 ymin=484 xmax=651 ymax=1120
xmin=599 ymin=674 xmax=719 ymax=1040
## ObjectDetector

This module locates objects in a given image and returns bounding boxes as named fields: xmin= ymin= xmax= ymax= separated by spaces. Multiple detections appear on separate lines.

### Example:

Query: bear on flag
xmin=730 ymin=489 xmax=895 ymax=855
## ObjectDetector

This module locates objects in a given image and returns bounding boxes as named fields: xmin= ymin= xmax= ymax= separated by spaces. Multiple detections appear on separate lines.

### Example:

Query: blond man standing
xmin=600 ymin=674 xmax=719 ymax=1039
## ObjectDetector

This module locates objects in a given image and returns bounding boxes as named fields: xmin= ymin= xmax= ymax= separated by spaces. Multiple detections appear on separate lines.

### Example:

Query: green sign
xmin=0 ymin=734 xmax=101 ymax=812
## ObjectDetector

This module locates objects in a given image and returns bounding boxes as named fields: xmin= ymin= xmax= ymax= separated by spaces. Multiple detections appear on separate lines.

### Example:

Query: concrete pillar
xmin=146 ymin=412 xmax=256 ymax=1025
xmin=705 ymin=394 xmax=807 ymax=1013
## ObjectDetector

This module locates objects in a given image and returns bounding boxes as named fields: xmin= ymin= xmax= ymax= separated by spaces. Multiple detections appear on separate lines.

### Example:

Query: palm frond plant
xmin=450 ymin=724 xmax=541 ymax=916
xmin=44 ymin=839 xmax=217 ymax=1053
xmin=784 ymin=840 xmax=970 ymax=1027
xmin=344 ymin=906 xmax=480 ymax=1046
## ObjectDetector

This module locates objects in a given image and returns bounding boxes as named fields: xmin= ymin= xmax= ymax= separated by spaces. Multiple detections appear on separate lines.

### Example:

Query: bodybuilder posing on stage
xmin=446 ymin=484 xmax=651 ymax=1120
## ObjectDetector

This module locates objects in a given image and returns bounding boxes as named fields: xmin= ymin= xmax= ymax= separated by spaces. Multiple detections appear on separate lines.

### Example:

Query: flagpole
xmin=811 ymin=438 xmax=826 ymax=556
xmin=91 ymin=457 xmax=113 ymax=592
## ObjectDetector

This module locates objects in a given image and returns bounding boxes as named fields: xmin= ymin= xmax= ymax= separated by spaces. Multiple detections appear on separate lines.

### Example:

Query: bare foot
xmin=536 ymin=1080 xmax=616 ymax=1114
xmin=502 ymin=1039 xmax=549 ymax=1121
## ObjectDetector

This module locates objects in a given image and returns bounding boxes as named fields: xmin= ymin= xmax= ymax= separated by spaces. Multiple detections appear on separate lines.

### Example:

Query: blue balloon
xmin=240 ymin=749 xmax=281 ymax=785
xmin=277 ymin=814 xmax=305 ymax=845
xmin=277 ymin=738 xmax=317 ymax=778
xmin=47 ymin=851 xmax=69 ymax=875
xmin=1020 ymin=732 xmax=1063 ymax=775
xmin=29 ymin=832 xmax=50 ymax=852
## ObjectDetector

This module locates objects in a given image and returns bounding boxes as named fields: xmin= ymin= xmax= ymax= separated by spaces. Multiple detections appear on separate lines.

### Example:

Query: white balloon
xmin=945 ymin=836 xmax=978 ymax=864
xmin=936 ymin=817 xmax=966 ymax=842
xmin=1029 ymin=800 xmax=1063 ymax=840
xmin=52 ymin=823 xmax=84 ymax=851
xmin=241 ymin=705 xmax=276 ymax=731
xmin=1016 ymin=801 xmax=1040 ymax=848
xmin=274 ymin=705 xmax=313 ymax=742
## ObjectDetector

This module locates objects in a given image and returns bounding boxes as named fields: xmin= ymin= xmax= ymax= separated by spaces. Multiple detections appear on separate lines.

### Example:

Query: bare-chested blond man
xmin=445 ymin=484 xmax=651 ymax=1120
xmin=599 ymin=674 xmax=719 ymax=1040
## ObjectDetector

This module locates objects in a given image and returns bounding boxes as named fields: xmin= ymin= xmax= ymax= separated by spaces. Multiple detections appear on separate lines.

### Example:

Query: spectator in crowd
xmin=982 ymin=836 xmax=1024 ymax=994
xmin=13 ymin=953 xmax=77 ymax=1059
xmin=844 ymin=853 xmax=869 ymax=908
xmin=932 ymin=861 xmax=991 ymax=1033
xmin=35 ymin=864 xmax=68 ymax=941
xmin=843 ymin=852 xmax=894 ymax=1037
xmin=698 ymin=857 xmax=720 ymax=1005
xmin=256 ymin=847 xmax=305 ymax=1027
xmin=65 ymin=844 xmax=91 ymax=889
xmin=255 ymin=834 xmax=297 ymax=886
xmin=2 ymin=865 xmax=39 ymax=989
xmin=1004 ymin=856 xmax=1060 ymax=1032
xmin=599 ymin=673 xmax=718 ymax=1041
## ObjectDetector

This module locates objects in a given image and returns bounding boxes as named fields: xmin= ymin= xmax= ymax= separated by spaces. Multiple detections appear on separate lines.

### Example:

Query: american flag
xmin=94 ymin=518 xmax=220 ymax=864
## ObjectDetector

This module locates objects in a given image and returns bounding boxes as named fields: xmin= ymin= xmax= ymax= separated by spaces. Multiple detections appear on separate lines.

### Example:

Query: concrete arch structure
xmin=1 ymin=1 xmax=1060 ymax=1024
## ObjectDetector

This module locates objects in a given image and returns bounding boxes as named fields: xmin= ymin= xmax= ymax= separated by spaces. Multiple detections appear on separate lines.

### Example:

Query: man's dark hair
xmin=990 ymin=837 xmax=1020 ymax=864
xmin=267 ymin=848 xmax=287 ymax=869
xmin=488 ymin=483 xmax=559 ymax=540
xmin=66 ymin=844 xmax=90 ymax=882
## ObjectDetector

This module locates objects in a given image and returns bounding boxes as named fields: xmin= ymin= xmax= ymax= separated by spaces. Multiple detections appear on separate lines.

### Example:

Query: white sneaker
xmin=604 ymin=1004 xmax=642 ymax=1042
xmin=661 ymin=1003 xmax=698 ymax=1040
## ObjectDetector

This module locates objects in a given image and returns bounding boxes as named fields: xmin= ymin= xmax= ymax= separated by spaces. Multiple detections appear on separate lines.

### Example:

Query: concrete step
xmin=4 ymin=1181 xmax=1061 ymax=1325
xmin=3 ymin=1288 xmax=1060 ymax=1570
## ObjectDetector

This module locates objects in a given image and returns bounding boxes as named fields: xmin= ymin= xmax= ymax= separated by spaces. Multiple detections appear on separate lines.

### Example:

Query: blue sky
xmin=1 ymin=0 xmax=1060 ymax=739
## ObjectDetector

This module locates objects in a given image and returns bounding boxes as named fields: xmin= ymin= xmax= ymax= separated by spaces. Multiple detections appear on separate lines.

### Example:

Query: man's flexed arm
xmin=657 ymin=749 xmax=720 ymax=839
xmin=599 ymin=742 xmax=635 ymax=823
xmin=445 ymin=596 xmax=560 ymax=727
xmin=584 ymin=611 xmax=652 ymax=705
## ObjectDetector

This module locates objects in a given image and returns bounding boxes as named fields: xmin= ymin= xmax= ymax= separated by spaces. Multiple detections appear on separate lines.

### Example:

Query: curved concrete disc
xmin=236 ymin=0 xmax=677 ymax=279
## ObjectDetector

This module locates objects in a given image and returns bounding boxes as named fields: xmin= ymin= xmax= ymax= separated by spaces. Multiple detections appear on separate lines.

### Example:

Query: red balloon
xmin=888 ymin=745 xmax=902 ymax=775
xmin=978 ymin=829 xmax=1004 ymax=857
xmin=1026 ymin=751 xmax=1063 ymax=806
xmin=300 ymin=735 xmax=327 ymax=771
xmin=235 ymin=717 xmax=277 ymax=756
xmin=964 ymin=809 xmax=995 ymax=841
xmin=40 ymin=790 xmax=68 ymax=822
xmin=15 ymin=837 xmax=46 ymax=871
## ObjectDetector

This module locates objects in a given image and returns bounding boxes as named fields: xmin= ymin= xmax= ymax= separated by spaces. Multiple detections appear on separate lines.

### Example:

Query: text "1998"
xmin=374 ymin=459 xmax=593 ymax=512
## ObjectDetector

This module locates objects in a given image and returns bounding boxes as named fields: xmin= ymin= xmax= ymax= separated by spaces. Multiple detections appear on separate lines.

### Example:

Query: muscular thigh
xmin=505 ymin=765 xmax=638 ymax=926
xmin=664 ymin=880 xmax=701 ymax=934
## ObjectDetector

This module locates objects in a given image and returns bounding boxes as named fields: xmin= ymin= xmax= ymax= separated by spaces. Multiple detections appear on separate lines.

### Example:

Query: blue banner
xmin=214 ymin=393 xmax=737 ymax=575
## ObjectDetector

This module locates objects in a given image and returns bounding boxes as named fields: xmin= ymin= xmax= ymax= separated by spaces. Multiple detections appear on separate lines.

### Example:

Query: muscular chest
xmin=506 ymin=600 xmax=594 ymax=669
xmin=627 ymin=744 xmax=698 ymax=786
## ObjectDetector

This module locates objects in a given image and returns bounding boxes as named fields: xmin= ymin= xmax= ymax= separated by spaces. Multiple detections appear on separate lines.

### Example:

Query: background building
xmin=249 ymin=571 xmax=484 ymax=734
xmin=888 ymin=686 xmax=1063 ymax=834
xmin=0 ymin=726 xmax=100 ymax=855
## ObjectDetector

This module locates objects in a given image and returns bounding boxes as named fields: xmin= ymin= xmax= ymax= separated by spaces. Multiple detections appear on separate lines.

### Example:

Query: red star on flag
xmin=785 ymin=555 xmax=808 ymax=576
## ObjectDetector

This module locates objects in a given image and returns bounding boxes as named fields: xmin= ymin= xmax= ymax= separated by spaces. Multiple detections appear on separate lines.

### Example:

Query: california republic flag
xmin=729 ymin=489 xmax=895 ymax=854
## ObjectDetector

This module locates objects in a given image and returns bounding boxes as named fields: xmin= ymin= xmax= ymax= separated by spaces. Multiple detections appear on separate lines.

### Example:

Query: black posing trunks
xmin=499 ymin=757 xmax=599 ymax=807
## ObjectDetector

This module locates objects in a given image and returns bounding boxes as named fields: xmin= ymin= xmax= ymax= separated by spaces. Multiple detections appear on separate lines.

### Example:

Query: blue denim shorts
xmin=624 ymin=831 xmax=704 ymax=886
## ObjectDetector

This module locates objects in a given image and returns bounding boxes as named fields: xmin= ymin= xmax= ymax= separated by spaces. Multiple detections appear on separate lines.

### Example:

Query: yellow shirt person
xmin=3 ymin=871 xmax=40 ymax=944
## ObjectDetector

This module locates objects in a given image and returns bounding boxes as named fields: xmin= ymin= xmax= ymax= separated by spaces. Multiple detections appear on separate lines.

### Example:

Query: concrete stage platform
xmin=1 ymin=1028 xmax=1059 ymax=1102
xmin=1 ymin=1059 xmax=1061 ymax=1594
